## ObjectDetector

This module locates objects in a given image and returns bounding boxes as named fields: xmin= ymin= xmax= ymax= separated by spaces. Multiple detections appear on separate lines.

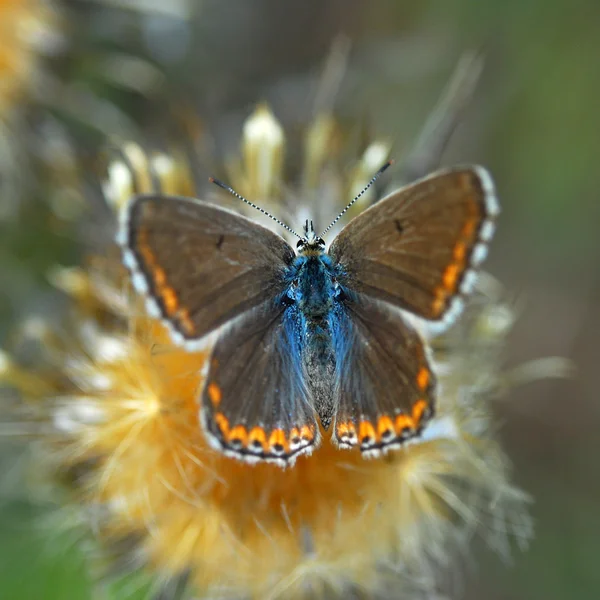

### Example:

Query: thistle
xmin=1 ymin=57 xmax=538 ymax=599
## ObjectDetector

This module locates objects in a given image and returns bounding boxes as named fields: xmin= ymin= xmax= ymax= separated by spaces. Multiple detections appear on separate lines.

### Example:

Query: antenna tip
xmin=208 ymin=176 xmax=229 ymax=191
xmin=376 ymin=160 xmax=394 ymax=176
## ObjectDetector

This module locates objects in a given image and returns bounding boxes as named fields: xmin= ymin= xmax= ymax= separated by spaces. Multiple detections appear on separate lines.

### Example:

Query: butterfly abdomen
xmin=303 ymin=318 xmax=336 ymax=430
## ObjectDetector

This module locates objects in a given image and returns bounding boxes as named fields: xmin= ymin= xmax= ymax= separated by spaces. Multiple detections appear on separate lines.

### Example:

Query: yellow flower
xmin=2 ymin=107 xmax=534 ymax=599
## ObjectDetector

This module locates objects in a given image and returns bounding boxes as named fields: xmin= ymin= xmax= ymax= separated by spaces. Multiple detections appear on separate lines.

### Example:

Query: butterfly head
xmin=296 ymin=220 xmax=325 ymax=254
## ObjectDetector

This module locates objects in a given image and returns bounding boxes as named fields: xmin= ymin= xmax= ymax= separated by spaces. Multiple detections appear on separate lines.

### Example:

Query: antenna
xmin=208 ymin=177 xmax=303 ymax=240
xmin=320 ymin=159 xmax=394 ymax=237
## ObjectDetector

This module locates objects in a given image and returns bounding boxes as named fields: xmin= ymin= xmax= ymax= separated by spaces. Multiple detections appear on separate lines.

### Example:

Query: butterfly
xmin=118 ymin=163 xmax=498 ymax=466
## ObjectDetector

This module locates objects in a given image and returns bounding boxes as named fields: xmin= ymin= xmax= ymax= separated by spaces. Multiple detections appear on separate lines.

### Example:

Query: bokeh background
xmin=1 ymin=0 xmax=598 ymax=598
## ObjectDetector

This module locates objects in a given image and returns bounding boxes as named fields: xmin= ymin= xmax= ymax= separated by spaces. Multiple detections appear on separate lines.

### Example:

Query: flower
xmin=1 ymin=106 xmax=534 ymax=599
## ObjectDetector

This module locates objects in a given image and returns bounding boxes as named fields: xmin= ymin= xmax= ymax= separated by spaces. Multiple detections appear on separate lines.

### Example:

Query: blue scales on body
xmin=283 ymin=221 xmax=342 ymax=429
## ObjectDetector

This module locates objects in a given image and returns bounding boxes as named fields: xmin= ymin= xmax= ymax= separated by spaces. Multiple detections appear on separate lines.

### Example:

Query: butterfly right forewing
xmin=329 ymin=166 xmax=498 ymax=330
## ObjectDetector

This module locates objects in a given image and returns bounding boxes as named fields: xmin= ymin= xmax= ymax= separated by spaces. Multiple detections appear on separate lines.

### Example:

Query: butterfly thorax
xmin=294 ymin=252 xmax=336 ymax=314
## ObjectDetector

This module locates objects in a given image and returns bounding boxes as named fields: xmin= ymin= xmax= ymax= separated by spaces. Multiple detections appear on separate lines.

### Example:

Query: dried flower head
xmin=2 ymin=100 xmax=535 ymax=599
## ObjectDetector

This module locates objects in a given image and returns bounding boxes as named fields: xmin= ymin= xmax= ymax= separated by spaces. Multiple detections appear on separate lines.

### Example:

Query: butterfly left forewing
xmin=329 ymin=166 xmax=498 ymax=331
xmin=331 ymin=294 xmax=436 ymax=456
xmin=202 ymin=299 xmax=320 ymax=466
xmin=119 ymin=194 xmax=295 ymax=348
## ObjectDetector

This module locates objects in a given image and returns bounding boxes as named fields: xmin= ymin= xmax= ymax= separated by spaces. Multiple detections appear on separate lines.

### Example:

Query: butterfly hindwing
xmin=201 ymin=300 xmax=320 ymax=466
xmin=332 ymin=293 xmax=436 ymax=456
xmin=119 ymin=194 xmax=295 ymax=346
xmin=329 ymin=166 xmax=498 ymax=330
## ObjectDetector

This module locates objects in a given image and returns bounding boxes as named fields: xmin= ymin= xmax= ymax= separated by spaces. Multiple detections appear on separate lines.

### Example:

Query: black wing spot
xmin=394 ymin=219 xmax=404 ymax=235
xmin=216 ymin=234 xmax=225 ymax=250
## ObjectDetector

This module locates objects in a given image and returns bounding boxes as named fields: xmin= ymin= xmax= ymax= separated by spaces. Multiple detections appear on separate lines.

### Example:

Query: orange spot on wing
xmin=394 ymin=414 xmax=414 ymax=434
xmin=432 ymin=259 xmax=463 ymax=315
xmin=358 ymin=420 xmax=376 ymax=443
xmin=162 ymin=287 xmax=179 ymax=313
xmin=459 ymin=216 xmax=477 ymax=239
xmin=153 ymin=266 xmax=167 ymax=287
xmin=268 ymin=429 xmax=288 ymax=453
xmin=336 ymin=421 xmax=357 ymax=443
xmin=453 ymin=241 xmax=467 ymax=262
xmin=431 ymin=290 xmax=446 ymax=316
xmin=207 ymin=383 xmax=222 ymax=407
xmin=429 ymin=206 xmax=485 ymax=318
xmin=228 ymin=425 xmax=248 ymax=446
xmin=299 ymin=425 xmax=314 ymax=443
xmin=416 ymin=367 xmax=430 ymax=392
xmin=248 ymin=427 xmax=267 ymax=451
xmin=411 ymin=399 xmax=428 ymax=425
xmin=336 ymin=422 xmax=349 ymax=437
xmin=376 ymin=416 xmax=394 ymax=439
xmin=442 ymin=263 xmax=460 ymax=291
xmin=176 ymin=307 xmax=195 ymax=335
xmin=135 ymin=229 xmax=196 ymax=335
xmin=215 ymin=412 xmax=230 ymax=436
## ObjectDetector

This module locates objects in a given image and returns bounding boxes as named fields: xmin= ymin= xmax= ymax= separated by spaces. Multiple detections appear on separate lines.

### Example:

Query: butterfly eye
xmin=296 ymin=240 xmax=305 ymax=249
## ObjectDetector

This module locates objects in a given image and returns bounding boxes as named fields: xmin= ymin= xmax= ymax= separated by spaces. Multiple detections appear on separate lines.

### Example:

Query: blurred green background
xmin=1 ymin=0 xmax=599 ymax=598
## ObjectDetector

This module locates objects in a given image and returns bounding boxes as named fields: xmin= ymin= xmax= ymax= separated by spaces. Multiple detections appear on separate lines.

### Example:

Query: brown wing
xmin=329 ymin=166 xmax=498 ymax=329
xmin=201 ymin=300 xmax=319 ymax=467
xmin=118 ymin=194 xmax=295 ymax=346
xmin=331 ymin=294 xmax=436 ymax=456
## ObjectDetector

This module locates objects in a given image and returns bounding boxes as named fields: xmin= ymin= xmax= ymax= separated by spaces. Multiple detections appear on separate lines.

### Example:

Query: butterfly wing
xmin=119 ymin=194 xmax=295 ymax=347
xmin=329 ymin=166 xmax=498 ymax=330
xmin=332 ymin=294 xmax=435 ymax=456
xmin=201 ymin=300 xmax=319 ymax=466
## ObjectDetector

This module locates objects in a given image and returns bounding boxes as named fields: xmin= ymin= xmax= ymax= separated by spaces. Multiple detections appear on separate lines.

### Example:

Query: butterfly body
xmin=285 ymin=244 xmax=341 ymax=429
xmin=120 ymin=165 xmax=499 ymax=467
